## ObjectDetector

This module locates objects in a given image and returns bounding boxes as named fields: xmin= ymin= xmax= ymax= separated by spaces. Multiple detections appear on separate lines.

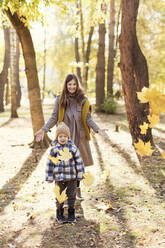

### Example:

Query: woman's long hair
xmin=60 ymin=74 xmax=85 ymax=107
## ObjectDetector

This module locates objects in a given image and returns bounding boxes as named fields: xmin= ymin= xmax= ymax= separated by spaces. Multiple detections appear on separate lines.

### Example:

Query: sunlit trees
xmin=0 ymin=25 xmax=10 ymax=112
xmin=95 ymin=1 xmax=106 ymax=107
xmin=10 ymin=27 xmax=18 ymax=118
xmin=107 ymin=0 xmax=115 ymax=96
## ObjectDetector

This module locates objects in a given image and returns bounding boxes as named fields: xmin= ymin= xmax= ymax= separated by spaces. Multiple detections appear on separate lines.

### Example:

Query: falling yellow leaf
xmin=161 ymin=152 xmax=165 ymax=160
xmin=137 ymin=87 xmax=150 ymax=103
xmin=134 ymin=139 xmax=153 ymax=156
xmin=82 ymin=172 xmax=95 ymax=186
xmin=140 ymin=122 xmax=149 ymax=135
xmin=58 ymin=147 xmax=72 ymax=161
xmin=147 ymin=114 xmax=160 ymax=128
xmin=48 ymin=155 xmax=60 ymax=164
xmin=54 ymin=185 xmax=68 ymax=204
xmin=137 ymin=87 xmax=165 ymax=116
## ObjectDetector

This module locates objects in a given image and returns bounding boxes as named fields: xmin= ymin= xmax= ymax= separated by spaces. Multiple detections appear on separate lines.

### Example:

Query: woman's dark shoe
xmin=68 ymin=208 xmax=76 ymax=223
xmin=76 ymin=187 xmax=84 ymax=201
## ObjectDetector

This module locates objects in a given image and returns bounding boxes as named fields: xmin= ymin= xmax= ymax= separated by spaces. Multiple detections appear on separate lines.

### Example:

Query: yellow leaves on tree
xmin=82 ymin=172 xmax=95 ymax=186
xmin=134 ymin=139 xmax=153 ymax=156
xmin=58 ymin=147 xmax=72 ymax=161
xmin=54 ymin=185 xmax=68 ymax=204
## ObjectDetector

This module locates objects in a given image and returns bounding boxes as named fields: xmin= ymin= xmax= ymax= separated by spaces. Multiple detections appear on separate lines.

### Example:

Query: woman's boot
xmin=76 ymin=187 xmax=84 ymax=200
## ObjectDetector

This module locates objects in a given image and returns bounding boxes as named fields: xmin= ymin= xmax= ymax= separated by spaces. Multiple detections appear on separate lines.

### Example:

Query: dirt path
xmin=1 ymin=103 xmax=165 ymax=248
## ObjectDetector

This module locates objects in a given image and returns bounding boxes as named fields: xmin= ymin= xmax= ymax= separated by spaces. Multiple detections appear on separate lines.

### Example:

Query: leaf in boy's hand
xmin=54 ymin=185 xmax=68 ymax=204
xmin=83 ymin=172 xmax=95 ymax=186
xmin=58 ymin=147 xmax=72 ymax=161
xmin=48 ymin=155 xmax=60 ymax=164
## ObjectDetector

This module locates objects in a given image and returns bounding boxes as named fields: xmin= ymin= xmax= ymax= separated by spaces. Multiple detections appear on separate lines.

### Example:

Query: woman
xmin=35 ymin=74 xmax=109 ymax=198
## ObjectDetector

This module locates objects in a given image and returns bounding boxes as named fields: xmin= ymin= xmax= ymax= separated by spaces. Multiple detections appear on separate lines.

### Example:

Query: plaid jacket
xmin=45 ymin=139 xmax=85 ymax=182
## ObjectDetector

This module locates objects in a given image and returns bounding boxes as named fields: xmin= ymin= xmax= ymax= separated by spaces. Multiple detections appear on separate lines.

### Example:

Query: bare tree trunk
xmin=85 ymin=26 xmax=94 ymax=83
xmin=74 ymin=0 xmax=82 ymax=84
xmin=6 ymin=9 xmax=50 ymax=147
xmin=5 ymin=80 xmax=10 ymax=105
xmin=74 ymin=37 xmax=82 ymax=83
xmin=10 ymin=27 xmax=18 ymax=118
xmin=96 ymin=23 xmax=106 ymax=107
xmin=16 ymin=34 xmax=21 ymax=107
xmin=79 ymin=0 xmax=87 ymax=92
xmin=119 ymin=0 xmax=152 ymax=144
xmin=115 ymin=2 xmax=121 ymax=51
xmin=0 ymin=26 xmax=10 ymax=112
xmin=107 ymin=0 xmax=115 ymax=96
xmin=42 ymin=27 xmax=46 ymax=102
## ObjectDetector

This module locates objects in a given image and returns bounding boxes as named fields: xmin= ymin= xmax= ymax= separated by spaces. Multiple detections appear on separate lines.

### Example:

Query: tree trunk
xmin=42 ymin=27 xmax=46 ymax=102
xmin=5 ymin=80 xmax=10 ymax=105
xmin=10 ymin=27 xmax=18 ymax=118
xmin=85 ymin=26 xmax=94 ymax=83
xmin=6 ymin=9 xmax=50 ymax=147
xmin=119 ymin=0 xmax=152 ymax=144
xmin=16 ymin=34 xmax=21 ymax=107
xmin=0 ymin=26 xmax=10 ymax=112
xmin=107 ymin=0 xmax=115 ymax=96
xmin=79 ymin=0 xmax=87 ymax=92
xmin=74 ymin=0 xmax=82 ymax=84
xmin=74 ymin=37 xmax=82 ymax=84
xmin=96 ymin=23 xmax=106 ymax=107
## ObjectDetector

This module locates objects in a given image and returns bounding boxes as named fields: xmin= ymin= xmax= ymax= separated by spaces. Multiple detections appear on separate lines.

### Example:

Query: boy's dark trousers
xmin=55 ymin=179 xmax=77 ymax=222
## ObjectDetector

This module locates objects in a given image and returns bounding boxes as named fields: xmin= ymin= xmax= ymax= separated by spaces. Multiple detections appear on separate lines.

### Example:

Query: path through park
xmin=1 ymin=101 xmax=165 ymax=248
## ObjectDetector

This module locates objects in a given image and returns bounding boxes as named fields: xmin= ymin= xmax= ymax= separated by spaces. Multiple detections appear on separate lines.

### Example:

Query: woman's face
xmin=67 ymin=79 xmax=77 ymax=94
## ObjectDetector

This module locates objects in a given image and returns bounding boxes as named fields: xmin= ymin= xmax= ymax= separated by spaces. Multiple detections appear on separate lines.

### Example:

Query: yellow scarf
xmin=58 ymin=96 xmax=92 ymax=140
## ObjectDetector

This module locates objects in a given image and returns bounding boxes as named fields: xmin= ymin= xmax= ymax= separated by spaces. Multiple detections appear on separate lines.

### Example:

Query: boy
xmin=45 ymin=122 xmax=85 ymax=223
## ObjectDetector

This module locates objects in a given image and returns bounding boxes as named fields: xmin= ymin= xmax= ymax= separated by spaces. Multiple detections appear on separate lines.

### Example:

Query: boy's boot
xmin=56 ymin=207 xmax=67 ymax=223
xmin=68 ymin=208 xmax=76 ymax=223
xmin=76 ymin=187 xmax=84 ymax=201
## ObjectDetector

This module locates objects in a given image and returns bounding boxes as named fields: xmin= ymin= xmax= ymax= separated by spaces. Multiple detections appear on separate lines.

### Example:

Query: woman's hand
xmin=98 ymin=129 xmax=109 ymax=140
xmin=35 ymin=129 xmax=45 ymax=142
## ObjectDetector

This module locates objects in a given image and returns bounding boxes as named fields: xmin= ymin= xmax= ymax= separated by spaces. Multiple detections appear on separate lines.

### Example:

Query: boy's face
xmin=57 ymin=133 xmax=69 ymax=145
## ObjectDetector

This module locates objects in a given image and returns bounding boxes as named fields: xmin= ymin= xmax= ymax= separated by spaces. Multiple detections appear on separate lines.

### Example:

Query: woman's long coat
xmin=42 ymin=96 xmax=100 ymax=166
